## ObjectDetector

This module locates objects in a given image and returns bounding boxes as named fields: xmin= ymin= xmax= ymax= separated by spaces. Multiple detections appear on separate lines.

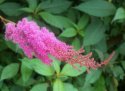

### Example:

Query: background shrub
xmin=0 ymin=0 xmax=125 ymax=91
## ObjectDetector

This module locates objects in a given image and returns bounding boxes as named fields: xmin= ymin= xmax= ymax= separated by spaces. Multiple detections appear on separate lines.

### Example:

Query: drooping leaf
xmin=61 ymin=64 xmax=86 ymax=77
xmin=1 ymin=63 xmax=19 ymax=80
xmin=75 ymin=0 xmax=116 ymax=17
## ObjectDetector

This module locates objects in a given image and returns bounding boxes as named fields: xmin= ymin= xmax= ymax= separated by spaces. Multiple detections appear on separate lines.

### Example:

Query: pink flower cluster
xmin=5 ymin=18 xmax=114 ymax=70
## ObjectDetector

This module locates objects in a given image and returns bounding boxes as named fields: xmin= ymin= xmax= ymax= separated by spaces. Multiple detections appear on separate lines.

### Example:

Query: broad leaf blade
xmin=31 ymin=59 xmax=55 ymax=76
xmin=53 ymin=79 xmax=64 ymax=91
xmin=83 ymin=20 xmax=105 ymax=46
xmin=75 ymin=0 xmax=116 ymax=17
xmin=30 ymin=83 xmax=48 ymax=91
xmin=37 ymin=0 xmax=72 ymax=14
xmin=1 ymin=63 xmax=19 ymax=80
xmin=84 ymin=69 xmax=102 ymax=85
xmin=60 ymin=28 xmax=77 ymax=37
xmin=72 ymin=38 xmax=81 ymax=50
xmin=21 ymin=61 xmax=32 ymax=83
xmin=39 ymin=12 xmax=77 ymax=29
xmin=64 ymin=83 xmax=78 ymax=91
xmin=61 ymin=64 xmax=86 ymax=77
xmin=26 ymin=0 xmax=37 ymax=10
xmin=113 ymin=7 xmax=125 ymax=22
xmin=0 ymin=2 xmax=22 ymax=16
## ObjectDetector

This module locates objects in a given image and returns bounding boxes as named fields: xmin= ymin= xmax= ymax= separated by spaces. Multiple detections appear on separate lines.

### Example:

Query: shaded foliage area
xmin=0 ymin=0 xmax=125 ymax=91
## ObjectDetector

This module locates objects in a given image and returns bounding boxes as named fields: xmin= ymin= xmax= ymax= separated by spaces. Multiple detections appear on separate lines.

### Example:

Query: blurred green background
xmin=0 ymin=0 xmax=125 ymax=91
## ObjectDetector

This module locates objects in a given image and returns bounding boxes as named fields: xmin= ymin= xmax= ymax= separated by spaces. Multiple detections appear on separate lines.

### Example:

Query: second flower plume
xmin=5 ymin=18 xmax=114 ymax=71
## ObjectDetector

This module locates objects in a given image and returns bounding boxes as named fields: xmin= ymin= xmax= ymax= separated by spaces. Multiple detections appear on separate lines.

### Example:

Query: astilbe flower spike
xmin=5 ymin=18 xmax=115 ymax=70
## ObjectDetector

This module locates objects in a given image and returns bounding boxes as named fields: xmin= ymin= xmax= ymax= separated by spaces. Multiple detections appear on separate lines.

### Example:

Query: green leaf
xmin=51 ymin=56 xmax=61 ymax=74
xmin=0 ymin=66 xmax=3 ymax=75
xmin=78 ymin=14 xmax=89 ymax=29
xmin=113 ymin=7 xmax=125 ymax=22
xmin=60 ymin=28 xmax=77 ymax=37
xmin=30 ymin=58 xmax=54 ymax=76
xmin=21 ymin=61 xmax=32 ymax=83
xmin=111 ymin=66 xmax=124 ymax=79
xmin=20 ymin=7 xmax=34 ymax=13
xmin=26 ymin=0 xmax=37 ymax=10
xmin=53 ymin=79 xmax=64 ymax=91
xmin=21 ymin=58 xmax=33 ymax=69
xmin=21 ymin=58 xmax=55 ymax=76
xmin=95 ymin=38 xmax=107 ymax=52
xmin=79 ymin=85 xmax=94 ymax=91
xmin=1 ymin=63 xmax=19 ymax=80
xmin=33 ymin=60 xmax=55 ymax=76
xmin=78 ymin=30 xmax=84 ymax=37
xmin=0 ymin=35 xmax=7 ymax=51
xmin=83 ymin=20 xmax=105 ymax=46
xmin=75 ymin=0 xmax=116 ymax=17
xmin=37 ymin=0 xmax=72 ymax=14
xmin=1 ymin=84 xmax=9 ymax=91
xmin=15 ymin=77 xmax=35 ymax=87
xmin=118 ymin=42 xmax=125 ymax=55
xmin=6 ymin=41 xmax=23 ymax=55
xmin=39 ymin=12 xmax=77 ymax=29
xmin=10 ymin=85 xmax=25 ymax=91
xmin=64 ymin=83 xmax=78 ymax=91
xmin=94 ymin=49 xmax=104 ymax=61
xmin=61 ymin=64 xmax=86 ymax=77
xmin=0 ymin=0 xmax=5 ymax=4
xmin=30 ymin=83 xmax=48 ymax=91
xmin=121 ymin=61 xmax=125 ymax=70
xmin=93 ymin=76 xmax=106 ymax=91
xmin=84 ymin=69 xmax=102 ymax=85
xmin=72 ymin=38 xmax=81 ymax=50
xmin=0 ymin=2 xmax=22 ymax=16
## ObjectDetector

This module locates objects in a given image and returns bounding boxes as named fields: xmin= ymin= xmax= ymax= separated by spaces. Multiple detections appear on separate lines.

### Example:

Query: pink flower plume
xmin=5 ymin=18 xmax=114 ymax=70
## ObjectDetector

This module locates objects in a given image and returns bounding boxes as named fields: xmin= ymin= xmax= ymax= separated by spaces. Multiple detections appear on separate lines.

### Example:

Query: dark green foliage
xmin=0 ymin=0 xmax=125 ymax=91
